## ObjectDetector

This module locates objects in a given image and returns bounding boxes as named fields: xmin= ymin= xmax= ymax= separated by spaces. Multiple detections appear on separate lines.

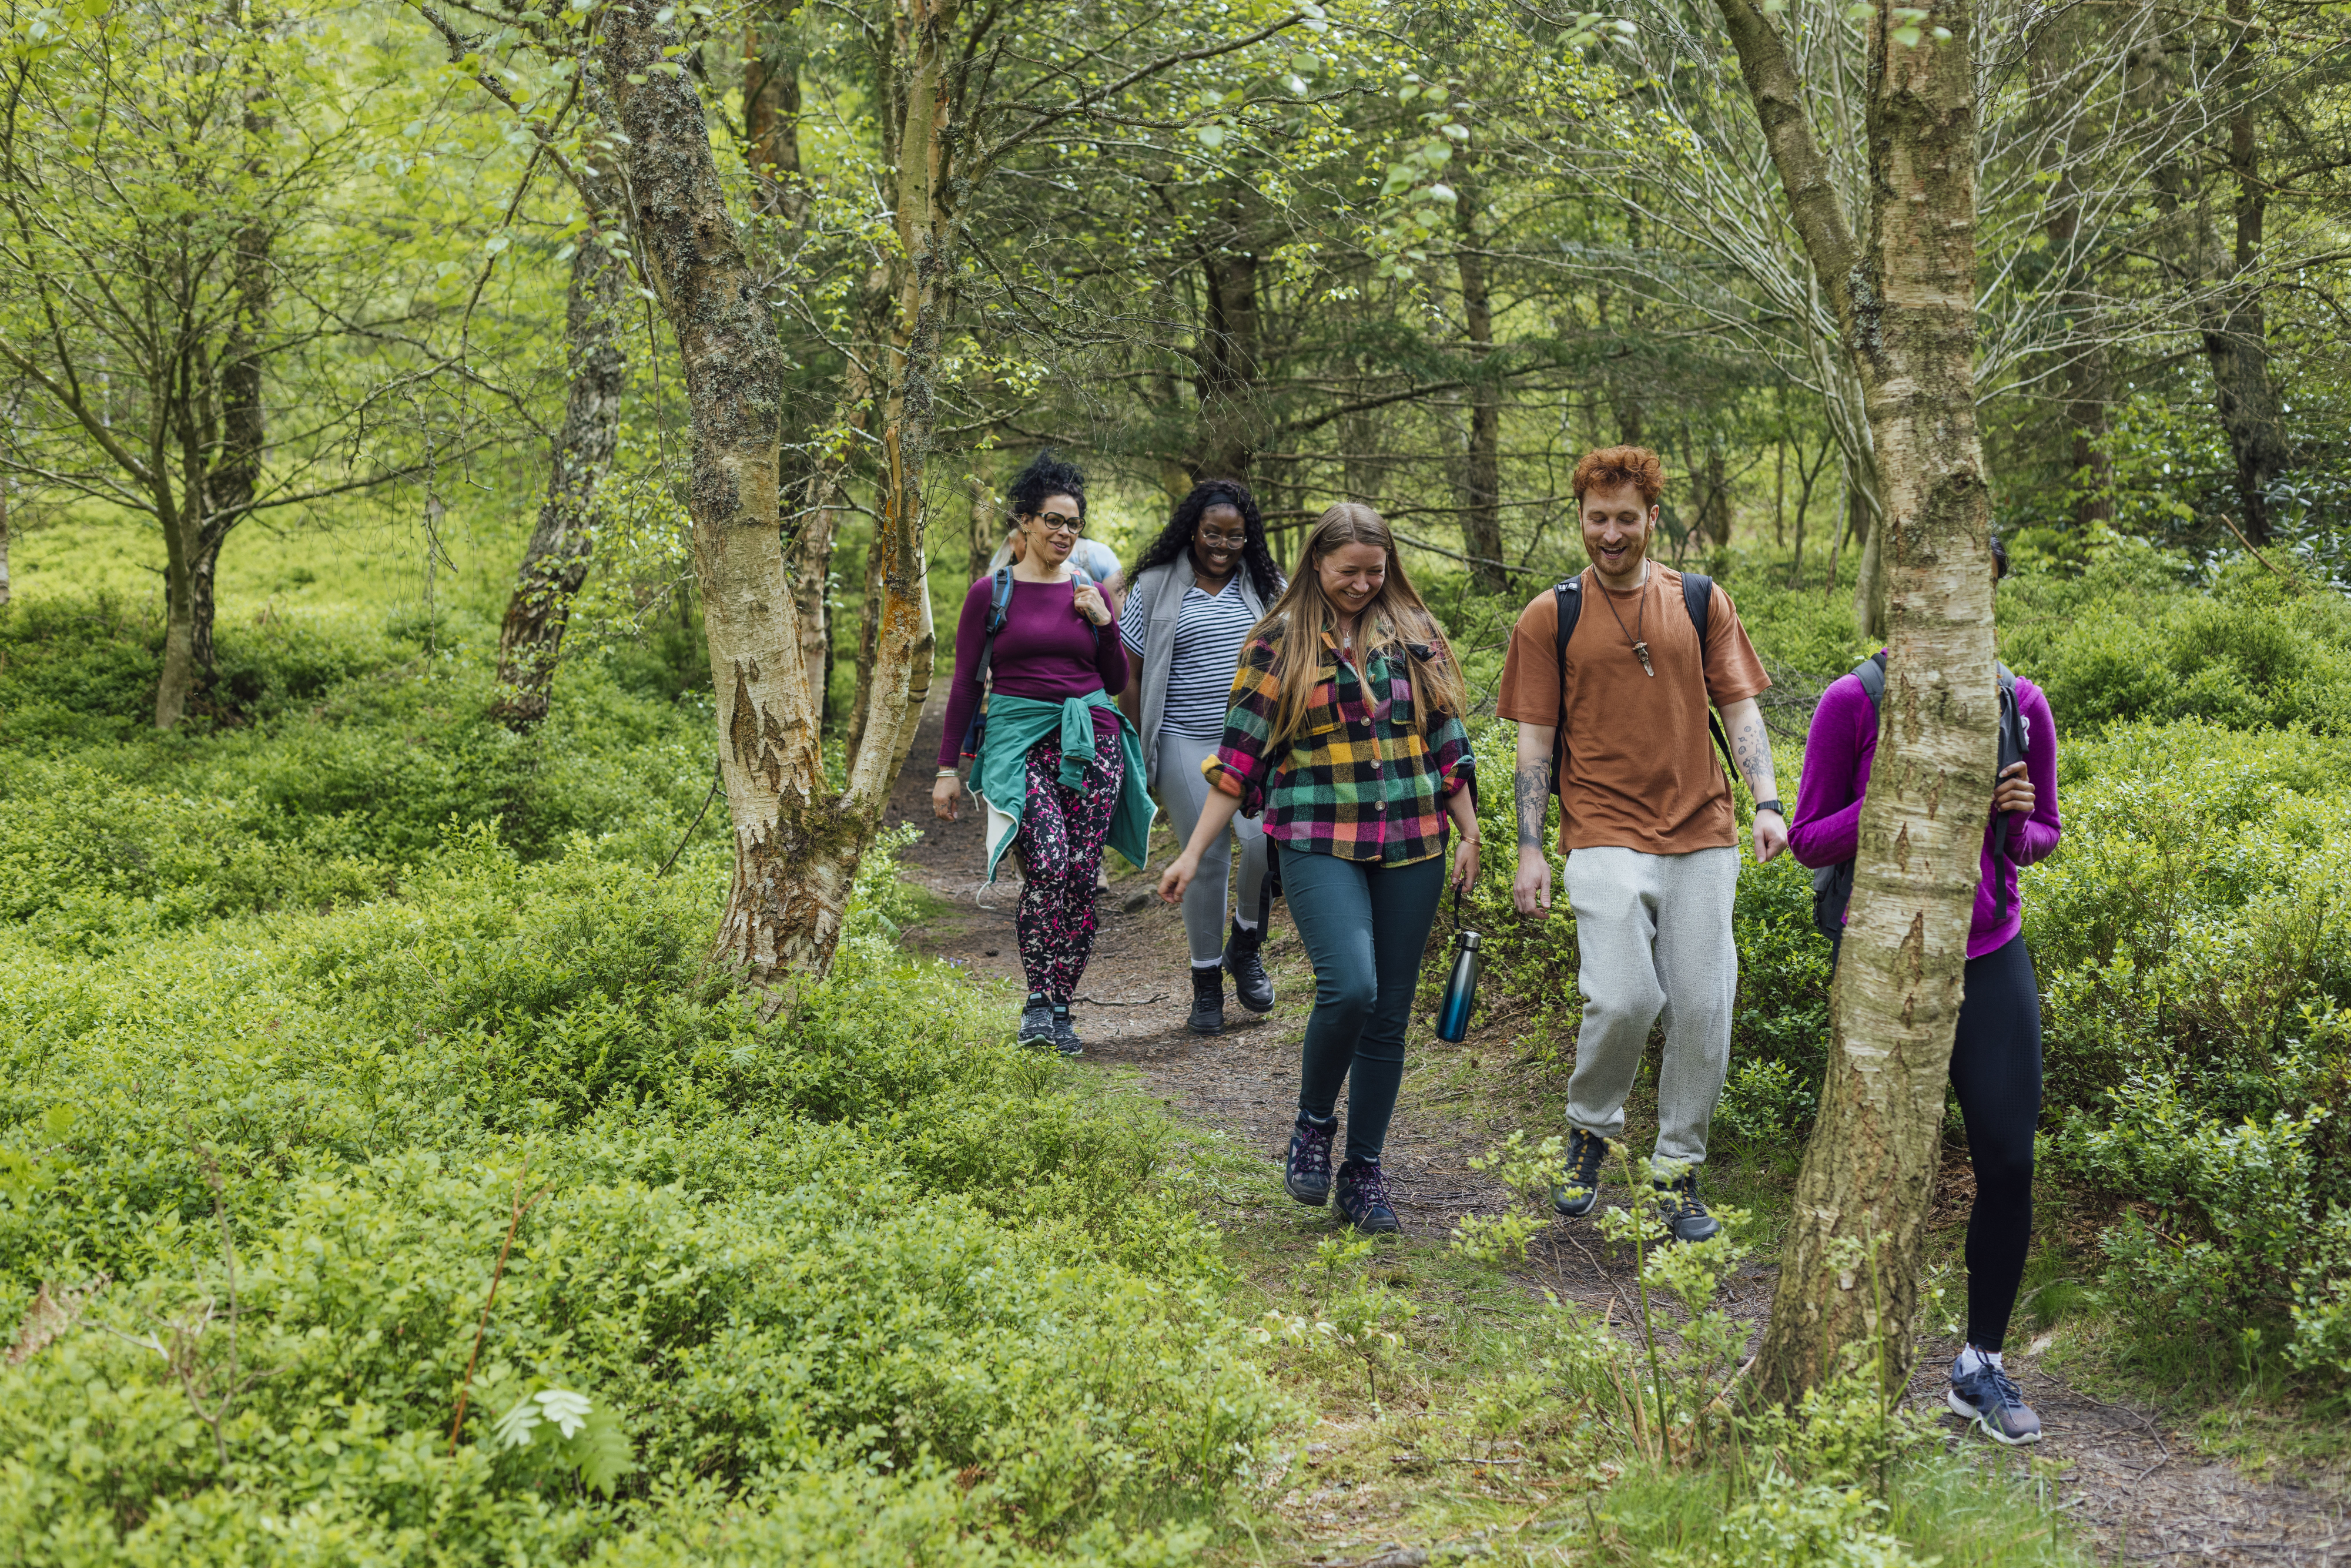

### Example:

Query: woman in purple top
xmin=1790 ymin=540 xmax=2061 ymax=1447
xmin=932 ymin=452 xmax=1128 ymax=1055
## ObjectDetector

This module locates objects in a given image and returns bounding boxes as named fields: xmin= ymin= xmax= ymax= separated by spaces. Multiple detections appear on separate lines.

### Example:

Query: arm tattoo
xmin=1514 ymin=761 xmax=1551 ymax=847
xmin=1732 ymin=712 xmax=1777 ymax=800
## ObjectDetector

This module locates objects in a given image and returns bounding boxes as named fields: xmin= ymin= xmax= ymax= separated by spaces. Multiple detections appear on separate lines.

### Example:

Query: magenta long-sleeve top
xmin=1789 ymin=665 xmax=2062 ymax=959
xmin=937 ymin=576 xmax=1130 ymax=766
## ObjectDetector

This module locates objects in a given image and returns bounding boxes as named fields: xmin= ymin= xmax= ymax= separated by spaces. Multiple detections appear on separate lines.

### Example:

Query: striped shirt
xmin=1203 ymin=626 xmax=1474 ymax=865
xmin=1118 ymin=574 xmax=1265 ymax=739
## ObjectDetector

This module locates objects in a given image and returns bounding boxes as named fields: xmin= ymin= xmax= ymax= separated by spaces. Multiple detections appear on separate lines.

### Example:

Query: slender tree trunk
xmin=2138 ymin=2 xmax=2286 ymax=542
xmin=2204 ymin=12 xmax=2284 ymax=542
xmin=1774 ymin=433 xmax=1786 ymax=546
xmin=492 ymin=235 xmax=628 ymax=729
xmin=1196 ymin=195 xmax=1262 ymax=480
xmin=1851 ymin=478 xmax=1887 ymax=639
xmin=967 ymin=470 xmax=995 ymax=582
xmin=597 ymin=0 xmax=847 ymax=986
xmin=743 ymin=25 xmax=805 ymax=223
xmin=2032 ymin=24 xmax=2111 ymax=531
xmin=1716 ymin=0 xmax=2002 ymax=1403
xmin=1455 ymin=158 xmax=1506 ymax=592
xmin=0 ymin=473 xmax=9 ymax=607
xmin=155 ymin=471 xmax=197 ymax=728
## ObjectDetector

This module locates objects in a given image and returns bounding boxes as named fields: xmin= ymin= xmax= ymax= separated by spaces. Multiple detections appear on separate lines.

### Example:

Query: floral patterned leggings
xmin=1013 ymin=729 xmax=1121 ymax=1003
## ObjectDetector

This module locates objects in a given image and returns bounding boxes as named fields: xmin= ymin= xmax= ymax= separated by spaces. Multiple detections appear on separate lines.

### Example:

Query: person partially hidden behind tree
xmin=1496 ymin=445 xmax=1784 ymax=1245
xmin=1791 ymin=535 xmax=2062 ymax=1447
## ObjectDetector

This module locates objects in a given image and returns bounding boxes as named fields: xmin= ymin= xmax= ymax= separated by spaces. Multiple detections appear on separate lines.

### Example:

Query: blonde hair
xmin=1248 ymin=503 xmax=1470 ymax=746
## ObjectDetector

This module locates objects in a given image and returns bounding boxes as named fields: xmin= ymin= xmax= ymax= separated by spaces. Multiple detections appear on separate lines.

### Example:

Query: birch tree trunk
xmin=1714 ymin=0 xmax=2002 ymax=1403
xmin=597 ymin=0 xmax=848 ymax=984
xmin=491 ymin=233 xmax=627 ymax=730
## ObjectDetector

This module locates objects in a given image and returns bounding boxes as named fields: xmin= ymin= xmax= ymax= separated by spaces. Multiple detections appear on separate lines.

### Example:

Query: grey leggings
xmin=1153 ymin=732 xmax=1269 ymax=964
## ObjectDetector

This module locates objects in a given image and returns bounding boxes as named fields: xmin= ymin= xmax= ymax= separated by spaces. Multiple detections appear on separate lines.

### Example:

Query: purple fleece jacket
xmin=1789 ymin=665 xmax=2062 ymax=959
xmin=937 ymin=577 xmax=1129 ymax=766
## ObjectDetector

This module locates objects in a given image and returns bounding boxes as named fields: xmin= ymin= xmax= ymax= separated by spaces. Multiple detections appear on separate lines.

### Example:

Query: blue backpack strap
xmin=959 ymin=567 xmax=1017 ymax=758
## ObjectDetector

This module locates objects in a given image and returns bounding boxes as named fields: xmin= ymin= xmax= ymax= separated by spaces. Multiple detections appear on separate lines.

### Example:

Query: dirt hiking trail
xmin=886 ymin=711 xmax=2347 ymax=1565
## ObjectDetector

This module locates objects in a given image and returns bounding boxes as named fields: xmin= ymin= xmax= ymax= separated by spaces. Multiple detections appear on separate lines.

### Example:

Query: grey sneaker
xmin=1551 ymin=1128 xmax=1607 ymax=1217
xmin=1948 ymin=1358 xmax=2042 ymax=1446
xmin=1050 ymin=1003 xmax=1083 ymax=1057
xmin=1017 ymin=993 xmax=1056 ymax=1050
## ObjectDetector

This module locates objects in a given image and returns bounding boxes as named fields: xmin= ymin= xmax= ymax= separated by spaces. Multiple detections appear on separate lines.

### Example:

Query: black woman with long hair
xmin=1116 ymin=478 xmax=1287 ymax=1034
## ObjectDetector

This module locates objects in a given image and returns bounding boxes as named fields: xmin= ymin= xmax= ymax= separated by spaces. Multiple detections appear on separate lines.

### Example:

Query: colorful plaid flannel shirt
xmin=1203 ymin=628 xmax=1475 ymax=865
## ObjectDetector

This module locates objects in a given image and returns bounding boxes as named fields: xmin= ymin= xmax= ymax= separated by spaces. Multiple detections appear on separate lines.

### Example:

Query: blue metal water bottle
xmin=1435 ymin=923 xmax=1483 ymax=1043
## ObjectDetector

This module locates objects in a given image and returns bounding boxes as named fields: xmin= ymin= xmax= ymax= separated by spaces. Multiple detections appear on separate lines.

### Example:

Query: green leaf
xmin=1197 ymin=124 xmax=1225 ymax=149
xmin=562 ymin=1406 xmax=635 ymax=1496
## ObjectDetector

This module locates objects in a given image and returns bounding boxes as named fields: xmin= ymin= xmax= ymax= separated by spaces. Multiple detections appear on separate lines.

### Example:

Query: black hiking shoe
xmin=1652 ymin=1171 xmax=1720 ymax=1243
xmin=1335 ymin=1160 xmax=1402 ymax=1234
xmin=1017 ymin=992 xmax=1056 ymax=1050
xmin=1187 ymin=965 xmax=1225 ymax=1035
xmin=1050 ymin=1003 xmax=1083 ymax=1057
xmin=1224 ymin=920 xmax=1275 ymax=1014
xmin=1285 ymin=1118 xmax=1334 ymax=1207
xmin=1551 ymin=1128 xmax=1607 ymax=1218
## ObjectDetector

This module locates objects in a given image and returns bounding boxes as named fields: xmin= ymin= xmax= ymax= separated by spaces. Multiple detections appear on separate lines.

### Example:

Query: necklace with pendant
xmin=1598 ymin=569 xmax=1655 ymax=676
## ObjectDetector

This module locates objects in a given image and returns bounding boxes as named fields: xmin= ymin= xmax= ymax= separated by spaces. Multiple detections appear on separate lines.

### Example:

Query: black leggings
xmin=1834 ymin=934 xmax=2042 ymax=1351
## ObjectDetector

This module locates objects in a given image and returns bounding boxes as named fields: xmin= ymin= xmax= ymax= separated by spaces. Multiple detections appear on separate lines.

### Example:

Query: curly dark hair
xmin=1130 ymin=478 xmax=1284 ymax=601
xmin=1004 ymin=448 xmax=1088 ymax=524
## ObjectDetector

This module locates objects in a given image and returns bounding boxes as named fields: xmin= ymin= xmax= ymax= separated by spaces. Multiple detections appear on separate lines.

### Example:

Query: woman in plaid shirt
xmin=1158 ymin=504 xmax=1482 ymax=1234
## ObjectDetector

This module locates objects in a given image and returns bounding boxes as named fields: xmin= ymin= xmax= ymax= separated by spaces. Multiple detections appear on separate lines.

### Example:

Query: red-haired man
xmin=1495 ymin=446 xmax=1787 ymax=1242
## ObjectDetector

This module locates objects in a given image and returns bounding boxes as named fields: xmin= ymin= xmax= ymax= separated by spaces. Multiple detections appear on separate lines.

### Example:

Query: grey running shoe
xmin=1948 ymin=1358 xmax=2042 ymax=1446
xmin=1652 ymin=1172 xmax=1722 ymax=1243
xmin=1017 ymin=993 xmax=1056 ymax=1050
xmin=1285 ymin=1118 xmax=1334 ymax=1207
xmin=1335 ymin=1159 xmax=1402 ymax=1234
xmin=1050 ymin=1003 xmax=1083 ymax=1057
xmin=1552 ymin=1128 xmax=1607 ymax=1218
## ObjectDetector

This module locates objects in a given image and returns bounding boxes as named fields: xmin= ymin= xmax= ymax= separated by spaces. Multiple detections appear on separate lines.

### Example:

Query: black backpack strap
xmin=1548 ymin=574 xmax=1583 ymax=799
xmin=1989 ymin=663 xmax=2025 ymax=924
xmin=959 ymin=567 xmax=1017 ymax=758
xmin=1678 ymin=572 xmax=1740 ymax=782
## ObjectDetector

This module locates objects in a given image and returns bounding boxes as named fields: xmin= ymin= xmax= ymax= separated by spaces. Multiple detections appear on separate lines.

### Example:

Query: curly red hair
xmin=1572 ymin=445 xmax=1666 ymax=507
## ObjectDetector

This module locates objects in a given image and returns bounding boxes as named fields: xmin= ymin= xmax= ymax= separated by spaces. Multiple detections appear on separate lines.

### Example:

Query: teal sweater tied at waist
xmin=972 ymin=691 xmax=1156 ymax=884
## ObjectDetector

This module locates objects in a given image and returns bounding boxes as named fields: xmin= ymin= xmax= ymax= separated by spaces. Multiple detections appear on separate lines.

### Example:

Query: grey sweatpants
xmin=1154 ymin=731 xmax=1269 ymax=965
xmin=1563 ymin=845 xmax=1740 ymax=1168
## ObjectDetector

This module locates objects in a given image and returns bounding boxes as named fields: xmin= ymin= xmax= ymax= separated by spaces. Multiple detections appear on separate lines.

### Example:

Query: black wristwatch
xmin=1755 ymin=799 xmax=1784 ymax=817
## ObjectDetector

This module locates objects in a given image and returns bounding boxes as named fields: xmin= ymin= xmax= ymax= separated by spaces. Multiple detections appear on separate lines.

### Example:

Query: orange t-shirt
xmin=1494 ymin=566 xmax=1770 ymax=855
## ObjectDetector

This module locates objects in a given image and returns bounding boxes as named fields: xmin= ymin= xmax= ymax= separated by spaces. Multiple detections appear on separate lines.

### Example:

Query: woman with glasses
xmin=1116 ymin=479 xmax=1287 ymax=1035
xmin=935 ymin=451 xmax=1154 ymax=1055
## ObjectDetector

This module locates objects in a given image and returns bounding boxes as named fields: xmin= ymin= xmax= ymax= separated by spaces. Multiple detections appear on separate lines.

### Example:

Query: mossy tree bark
xmin=1454 ymin=154 xmax=1506 ymax=594
xmin=1714 ymin=0 xmax=2002 ymax=1402
xmin=490 ymin=229 xmax=627 ymax=731
xmin=597 ymin=1 xmax=862 ymax=985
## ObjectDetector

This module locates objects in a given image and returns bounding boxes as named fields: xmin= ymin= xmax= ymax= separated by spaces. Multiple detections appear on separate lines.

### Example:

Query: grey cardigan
xmin=1128 ymin=556 xmax=1277 ymax=780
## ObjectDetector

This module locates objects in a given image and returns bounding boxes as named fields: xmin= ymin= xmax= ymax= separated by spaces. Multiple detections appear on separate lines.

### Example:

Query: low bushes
xmin=0 ymin=593 xmax=1281 ymax=1564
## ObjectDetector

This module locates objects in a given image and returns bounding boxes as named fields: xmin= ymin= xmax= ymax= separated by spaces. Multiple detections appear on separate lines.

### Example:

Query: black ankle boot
xmin=1224 ymin=920 xmax=1274 ymax=1014
xmin=1187 ymin=965 xmax=1225 ymax=1035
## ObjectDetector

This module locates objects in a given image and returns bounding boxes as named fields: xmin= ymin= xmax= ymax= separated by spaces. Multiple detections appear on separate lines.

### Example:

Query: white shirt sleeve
xmin=1117 ymin=572 xmax=1149 ymax=656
